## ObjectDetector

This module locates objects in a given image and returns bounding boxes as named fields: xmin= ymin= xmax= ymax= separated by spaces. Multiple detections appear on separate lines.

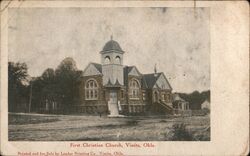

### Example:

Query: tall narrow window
xmin=121 ymin=90 xmax=124 ymax=99
xmin=161 ymin=93 xmax=166 ymax=101
xmin=85 ymin=79 xmax=98 ymax=100
xmin=129 ymin=79 xmax=140 ymax=99
xmin=166 ymin=94 xmax=170 ymax=102
xmin=142 ymin=92 xmax=146 ymax=101
xmin=154 ymin=91 xmax=158 ymax=102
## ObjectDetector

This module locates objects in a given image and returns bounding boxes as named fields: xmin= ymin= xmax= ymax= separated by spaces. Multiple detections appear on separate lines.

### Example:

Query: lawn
xmin=8 ymin=113 xmax=210 ymax=141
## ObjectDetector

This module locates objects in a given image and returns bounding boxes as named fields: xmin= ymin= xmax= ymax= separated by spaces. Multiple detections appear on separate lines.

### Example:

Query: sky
xmin=8 ymin=7 xmax=210 ymax=93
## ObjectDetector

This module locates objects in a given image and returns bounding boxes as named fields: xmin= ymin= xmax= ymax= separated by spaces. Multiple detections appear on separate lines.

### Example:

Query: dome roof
xmin=101 ymin=39 xmax=124 ymax=53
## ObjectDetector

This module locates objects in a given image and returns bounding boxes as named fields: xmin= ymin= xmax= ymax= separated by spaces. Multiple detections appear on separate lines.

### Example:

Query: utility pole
xmin=28 ymin=81 xmax=33 ymax=113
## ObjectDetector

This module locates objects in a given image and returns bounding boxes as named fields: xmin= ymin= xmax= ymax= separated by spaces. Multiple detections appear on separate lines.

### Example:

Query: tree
xmin=201 ymin=90 xmax=210 ymax=102
xmin=178 ymin=90 xmax=210 ymax=110
xmin=41 ymin=68 xmax=55 ymax=83
xmin=17 ymin=57 xmax=82 ymax=114
xmin=8 ymin=62 xmax=29 ymax=112
xmin=31 ymin=68 xmax=60 ymax=113
xmin=54 ymin=57 xmax=81 ymax=113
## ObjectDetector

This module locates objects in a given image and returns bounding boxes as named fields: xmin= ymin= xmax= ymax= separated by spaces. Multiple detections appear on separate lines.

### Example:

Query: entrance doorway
xmin=154 ymin=91 xmax=159 ymax=102
xmin=108 ymin=90 xmax=119 ymax=116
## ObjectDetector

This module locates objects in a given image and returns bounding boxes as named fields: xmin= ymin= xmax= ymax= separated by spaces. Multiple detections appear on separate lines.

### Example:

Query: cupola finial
xmin=154 ymin=63 xmax=158 ymax=77
xmin=154 ymin=63 xmax=157 ymax=73
xmin=111 ymin=34 xmax=113 ymax=40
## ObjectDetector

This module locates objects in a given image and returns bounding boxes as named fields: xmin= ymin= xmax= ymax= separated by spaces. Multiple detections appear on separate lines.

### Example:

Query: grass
xmin=8 ymin=113 xmax=210 ymax=141
xmin=9 ymin=114 xmax=61 ymax=125
xmin=169 ymin=123 xmax=194 ymax=141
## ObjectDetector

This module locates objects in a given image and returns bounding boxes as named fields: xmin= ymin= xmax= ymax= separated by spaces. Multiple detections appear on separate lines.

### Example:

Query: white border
xmin=1 ymin=1 xmax=249 ymax=155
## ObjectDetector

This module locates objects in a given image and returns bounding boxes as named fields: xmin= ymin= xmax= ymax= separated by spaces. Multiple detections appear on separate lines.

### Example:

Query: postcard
xmin=0 ymin=0 xmax=249 ymax=155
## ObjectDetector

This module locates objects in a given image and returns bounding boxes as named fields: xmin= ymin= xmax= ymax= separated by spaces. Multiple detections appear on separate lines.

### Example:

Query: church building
xmin=75 ymin=37 xmax=174 ymax=116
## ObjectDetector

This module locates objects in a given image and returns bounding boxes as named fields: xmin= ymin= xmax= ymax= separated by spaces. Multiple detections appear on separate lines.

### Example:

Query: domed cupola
xmin=100 ymin=36 xmax=124 ymax=54
xmin=101 ymin=36 xmax=125 ymax=85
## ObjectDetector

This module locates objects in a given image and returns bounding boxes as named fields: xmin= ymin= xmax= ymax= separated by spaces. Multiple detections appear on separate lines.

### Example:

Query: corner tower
xmin=101 ymin=36 xmax=124 ymax=85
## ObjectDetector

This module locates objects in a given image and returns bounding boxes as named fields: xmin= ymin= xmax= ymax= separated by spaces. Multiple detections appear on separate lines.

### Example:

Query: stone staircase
xmin=156 ymin=101 xmax=173 ymax=114
xmin=108 ymin=101 xmax=119 ymax=116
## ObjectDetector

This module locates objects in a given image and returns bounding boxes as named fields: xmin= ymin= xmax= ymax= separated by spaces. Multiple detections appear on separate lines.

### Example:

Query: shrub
xmin=171 ymin=123 xmax=194 ymax=141
xmin=202 ymin=108 xmax=210 ymax=115
xmin=126 ymin=120 xmax=138 ymax=126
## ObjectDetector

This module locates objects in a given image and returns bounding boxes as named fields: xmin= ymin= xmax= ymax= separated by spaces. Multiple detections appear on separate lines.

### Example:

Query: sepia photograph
xmin=1 ymin=0 xmax=249 ymax=155
xmin=7 ymin=7 xmax=211 ymax=141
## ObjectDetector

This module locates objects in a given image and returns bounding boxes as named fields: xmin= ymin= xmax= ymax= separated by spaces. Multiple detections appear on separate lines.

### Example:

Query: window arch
xmin=129 ymin=79 xmax=140 ymax=99
xmin=85 ymin=79 xmax=98 ymax=100
xmin=115 ymin=56 xmax=121 ymax=64
xmin=104 ymin=56 xmax=111 ymax=64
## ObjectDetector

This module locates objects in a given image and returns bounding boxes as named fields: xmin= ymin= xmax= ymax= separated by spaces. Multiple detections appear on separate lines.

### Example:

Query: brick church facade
xmin=74 ymin=38 xmax=174 ymax=116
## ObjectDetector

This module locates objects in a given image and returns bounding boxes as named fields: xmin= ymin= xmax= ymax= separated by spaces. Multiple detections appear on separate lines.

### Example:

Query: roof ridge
xmin=143 ymin=72 xmax=162 ymax=75
xmin=90 ymin=62 xmax=101 ymax=65
xmin=89 ymin=62 xmax=102 ymax=73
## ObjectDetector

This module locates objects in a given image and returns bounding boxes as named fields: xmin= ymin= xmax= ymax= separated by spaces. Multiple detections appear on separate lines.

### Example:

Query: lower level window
xmin=121 ymin=90 xmax=124 ymax=99
xmin=86 ymin=90 xmax=98 ymax=100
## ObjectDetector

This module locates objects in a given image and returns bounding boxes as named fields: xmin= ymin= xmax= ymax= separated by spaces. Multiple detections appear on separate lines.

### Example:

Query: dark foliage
xmin=171 ymin=123 xmax=194 ymax=141
xmin=9 ymin=57 xmax=82 ymax=114
xmin=126 ymin=120 xmax=139 ymax=126
xmin=8 ymin=62 xmax=29 ymax=112
xmin=54 ymin=57 xmax=82 ymax=113
xmin=178 ymin=90 xmax=210 ymax=110
xmin=30 ymin=57 xmax=82 ymax=114
xmin=30 ymin=68 xmax=58 ymax=113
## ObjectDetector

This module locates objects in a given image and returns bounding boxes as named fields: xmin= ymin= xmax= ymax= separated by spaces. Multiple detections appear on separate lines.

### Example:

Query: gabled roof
xmin=82 ymin=62 xmax=102 ymax=76
xmin=123 ymin=66 xmax=134 ymax=75
xmin=128 ymin=66 xmax=142 ymax=76
xmin=81 ymin=61 xmax=173 ymax=90
xmin=91 ymin=63 xmax=102 ymax=73
xmin=142 ymin=73 xmax=161 ymax=88
xmin=173 ymin=93 xmax=185 ymax=102
xmin=123 ymin=66 xmax=142 ymax=86
xmin=159 ymin=72 xmax=173 ymax=90
xmin=141 ymin=77 xmax=148 ymax=89
xmin=123 ymin=66 xmax=142 ymax=76
xmin=127 ymin=66 xmax=134 ymax=73
xmin=142 ymin=72 xmax=172 ymax=90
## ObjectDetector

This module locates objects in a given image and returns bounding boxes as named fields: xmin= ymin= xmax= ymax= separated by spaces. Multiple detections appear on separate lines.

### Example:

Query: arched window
xmin=129 ymin=79 xmax=140 ymax=99
xmin=115 ymin=56 xmax=121 ymax=64
xmin=104 ymin=56 xmax=111 ymax=64
xmin=85 ymin=79 xmax=98 ymax=100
